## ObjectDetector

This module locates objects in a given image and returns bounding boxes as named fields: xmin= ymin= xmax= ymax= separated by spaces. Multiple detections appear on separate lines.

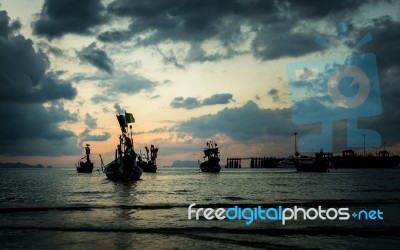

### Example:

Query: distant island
xmin=0 ymin=162 xmax=52 ymax=169
xmin=170 ymin=160 xmax=199 ymax=167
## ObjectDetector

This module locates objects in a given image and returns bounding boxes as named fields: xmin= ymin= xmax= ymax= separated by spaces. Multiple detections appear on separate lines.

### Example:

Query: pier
xmin=226 ymin=157 xmax=278 ymax=168
xmin=226 ymin=158 xmax=242 ymax=168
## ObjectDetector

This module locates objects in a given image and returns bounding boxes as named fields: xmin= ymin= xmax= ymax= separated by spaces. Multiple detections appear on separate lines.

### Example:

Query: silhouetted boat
xmin=100 ymin=112 xmax=142 ymax=181
xmin=200 ymin=141 xmax=221 ymax=173
xmin=102 ymin=152 xmax=143 ymax=181
xmin=278 ymin=158 xmax=295 ymax=168
xmin=76 ymin=161 xmax=94 ymax=173
xmin=294 ymin=152 xmax=331 ymax=172
xmin=76 ymin=144 xmax=94 ymax=173
xmin=137 ymin=145 xmax=158 ymax=173
xmin=292 ymin=133 xmax=329 ymax=172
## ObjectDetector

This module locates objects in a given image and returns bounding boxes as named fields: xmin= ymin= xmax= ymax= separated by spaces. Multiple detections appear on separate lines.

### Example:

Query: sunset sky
xmin=0 ymin=0 xmax=399 ymax=167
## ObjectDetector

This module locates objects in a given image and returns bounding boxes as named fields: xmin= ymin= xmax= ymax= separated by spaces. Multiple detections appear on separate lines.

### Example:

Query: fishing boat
xmin=200 ymin=141 xmax=221 ymax=173
xmin=76 ymin=144 xmax=94 ymax=173
xmin=137 ymin=145 xmax=158 ymax=172
xmin=100 ymin=112 xmax=143 ymax=181
xmin=294 ymin=152 xmax=330 ymax=172
xmin=278 ymin=158 xmax=295 ymax=168
xmin=292 ymin=133 xmax=329 ymax=172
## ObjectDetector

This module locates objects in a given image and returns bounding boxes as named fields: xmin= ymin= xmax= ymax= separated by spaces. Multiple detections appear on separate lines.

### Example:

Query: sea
xmin=1 ymin=167 xmax=399 ymax=249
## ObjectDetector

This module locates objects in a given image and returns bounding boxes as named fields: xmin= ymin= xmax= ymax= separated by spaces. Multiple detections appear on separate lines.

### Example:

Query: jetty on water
xmin=226 ymin=157 xmax=279 ymax=168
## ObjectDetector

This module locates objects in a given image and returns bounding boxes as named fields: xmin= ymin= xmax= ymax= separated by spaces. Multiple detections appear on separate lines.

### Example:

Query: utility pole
xmin=363 ymin=134 xmax=366 ymax=156
xmin=294 ymin=132 xmax=298 ymax=159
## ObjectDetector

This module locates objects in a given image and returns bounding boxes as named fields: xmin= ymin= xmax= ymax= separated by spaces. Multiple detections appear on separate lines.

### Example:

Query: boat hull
xmin=138 ymin=161 xmax=157 ymax=173
xmin=295 ymin=164 xmax=328 ymax=172
xmin=76 ymin=161 xmax=93 ymax=173
xmin=200 ymin=159 xmax=221 ymax=173
xmin=278 ymin=160 xmax=295 ymax=168
xmin=104 ymin=160 xmax=143 ymax=181
xmin=295 ymin=160 xmax=329 ymax=172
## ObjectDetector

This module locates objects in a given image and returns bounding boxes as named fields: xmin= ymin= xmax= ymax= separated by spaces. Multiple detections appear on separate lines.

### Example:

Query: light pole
xmin=363 ymin=134 xmax=366 ymax=156
xmin=294 ymin=132 xmax=298 ymax=158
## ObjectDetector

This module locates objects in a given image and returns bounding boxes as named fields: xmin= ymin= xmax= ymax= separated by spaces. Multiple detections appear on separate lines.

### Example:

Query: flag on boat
xmin=125 ymin=112 xmax=135 ymax=123
xmin=116 ymin=115 xmax=127 ymax=132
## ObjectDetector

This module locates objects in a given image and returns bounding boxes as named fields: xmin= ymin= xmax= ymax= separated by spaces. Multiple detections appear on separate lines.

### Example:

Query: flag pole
xmin=130 ymin=125 xmax=133 ymax=141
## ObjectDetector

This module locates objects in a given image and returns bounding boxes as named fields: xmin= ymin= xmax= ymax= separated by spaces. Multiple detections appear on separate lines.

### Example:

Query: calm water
xmin=1 ymin=167 xmax=399 ymax=249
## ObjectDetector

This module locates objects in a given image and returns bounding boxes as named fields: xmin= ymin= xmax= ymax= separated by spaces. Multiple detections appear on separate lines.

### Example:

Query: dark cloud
xmin=84 ymin=113 xmax=97 ymax=129
xmin=114 ymin=103 xmax=124 ymax=114
xmin=202 ymin=93 xmax=234 ymax=106
xmin=101 ymin=0 xmax=372 ymax=62
xmin=79 ymin=113 xmax=110 ymax=143
xmin=150 ymin=94 xmax=160 ymax=99
xmin=184 ymin=42 xmax=241 ymax=63
xmin=0 ymin=10 xmax=21 ymax=37
xmin=37 ymin=41 xmax=66 ymax=57
xmin=171 ymin=97 xmax=201 ymax=109
xmin=108 ymin=74 xmax=156 ymax=94
xmin=0 ymin=102 xmax=80 ymax=156
xmin=0 ymin=137 xmax=80 ymax=156
xmin=354 ymin=16 xmax=400 ymax=147
xmin=154 ymin=46 xmax=185 ymax=69
xmin=0 ymin=10 xmax=79 ymax=156
xmin=107 ymin=0 xmax=276 ymax=40
xmin=250 ymin=0 xmax=379 ymax=60
xmin=177 ymin=101 xmax=306 ymax=142
xmin=171 ymin=93 xmax=233 ymax=109
xmin=78 ymin=42 xmax=114 ymax=74
xmin=91 ymin=94 xmax=113 ymax=104
xmin=357 ymin=16 xmax=400 ymax=71
xmin=0 ymin=36 xmax=76 ymax=102
xmin=268 ymin=88 xmax=279 ymax=102
xmin=79 ymin=129 xmax=111 ymax=142
xmin=287 ymin=0 xmax=366 ymax=19
xmin=88 ymin=74 xmax=157 ymax=105
xmin=32 ymin=0 xmax=107 ymax=39
xmin=147 ymin=127 xmax=172 ymax=133
xmin=97 ymin=29 xmax=132 ymax=43
xmin=251 ymin=21 xmax=320 ymax=60
xmin=280 ymin=16 xmax=400 ymax=149
xmin=0 ymin=102 xmax=77 ymax=140
xmin=103 ymin=0 xmax=273 ymax=61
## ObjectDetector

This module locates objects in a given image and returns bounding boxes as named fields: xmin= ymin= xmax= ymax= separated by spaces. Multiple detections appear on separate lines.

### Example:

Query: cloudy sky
xmin=0 ymin=0 xmax=399 ymax=167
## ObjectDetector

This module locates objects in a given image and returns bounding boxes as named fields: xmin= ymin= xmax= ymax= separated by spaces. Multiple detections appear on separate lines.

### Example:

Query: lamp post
xmin=363 ymin=134 xmax=366 ymax=156
xmin=294 ymin=132 xmax=298 ymax=159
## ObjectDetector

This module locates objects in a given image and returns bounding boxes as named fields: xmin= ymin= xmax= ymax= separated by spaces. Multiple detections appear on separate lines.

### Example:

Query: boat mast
xmin=294 ymin=132 xmax=299 ymax=159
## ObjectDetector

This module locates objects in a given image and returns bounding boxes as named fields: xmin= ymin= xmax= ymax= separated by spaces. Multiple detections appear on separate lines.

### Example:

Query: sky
xmin=0 ymin=0 xmax=399 ymax=167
